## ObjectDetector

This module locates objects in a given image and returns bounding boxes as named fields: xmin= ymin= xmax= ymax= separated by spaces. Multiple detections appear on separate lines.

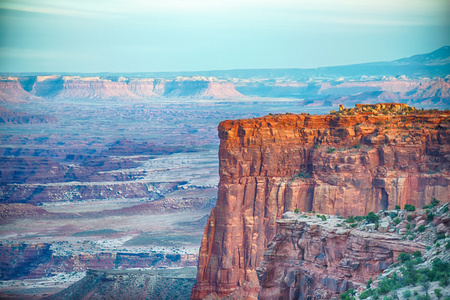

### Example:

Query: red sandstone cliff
xmin=191 ymin=104 xmax=449 ymax=299
xmin=257 ymin=203 xmax=450 ymax=299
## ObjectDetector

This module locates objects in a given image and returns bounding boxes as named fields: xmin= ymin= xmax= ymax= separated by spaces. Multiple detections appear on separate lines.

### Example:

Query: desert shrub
xmin=431 ymin=198 xmax=440 ymax=207
xmin=366 ymin=212 xmax=379 ymax=223
xmin=435 ymin=233 xmax=446 ymax=242
xmin=404 ymin=204 xmax=416 ymax=211
xmin=350 ymin=223 xmax=358 ymax=228
xmin=294 ymin=208 xmax=299 ymax=213
xmin=393 ymin=217 xmax=401 ymax=225
xmin=345 ymin=216 xmax=355 ymax=223
xmin=327 ymin=148 xmax=336 ymax=153
xmin=377 ymin=273 xmax=399 ymax=295
xmin=435 ymin=289 xmax=443 ymax=299
xmin=427 ymin=213 xmax=434 ymax=223
xmin=395 ymin=205 xmax=401 ymax=210
xmin=353 ymin=144 xmax=361 ymax=149
xmin=398 ymin=252 xmax=412 ymax=263
xmin=389 ymin=212 xmax=397 ymax=219
xmin=407 ymin=215 xmax=412 ymax=222
xmin=340 ymin=289 xmax=356 ymax=300
xmin=296 ymin=172 xmax=310 ymax=178
xmin=412 ymin=251 xmax=422 ymax=258
xmin=367 ymin=278 xmax=373 ymax=289
xmin=403 ymin=290 xmax=412 ymax=299
xmin=359 ymin=289 xmax=373 ymax=299
xmin=417 ymin=225 xmax=426 ymax=233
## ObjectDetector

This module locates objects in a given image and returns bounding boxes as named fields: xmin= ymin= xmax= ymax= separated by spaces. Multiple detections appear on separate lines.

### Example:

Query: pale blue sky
xmin=0 ymin=0 xmax=449 ymax=72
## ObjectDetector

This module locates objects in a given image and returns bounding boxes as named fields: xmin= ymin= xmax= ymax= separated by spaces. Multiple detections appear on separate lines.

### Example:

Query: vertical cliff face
xmin=191 ymin=104 xmax=449 ymax=299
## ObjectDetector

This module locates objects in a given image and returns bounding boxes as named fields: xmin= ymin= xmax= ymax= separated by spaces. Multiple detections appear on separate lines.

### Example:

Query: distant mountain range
xmin=2 ymin=46 xmax=448 ymax=80
xmin=0 ymin=47 xmax=449 ymax=106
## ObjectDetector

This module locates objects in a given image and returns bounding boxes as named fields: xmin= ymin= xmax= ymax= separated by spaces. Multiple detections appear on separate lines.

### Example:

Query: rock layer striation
xmin=191 ymin=104 xmax=449 ymax=299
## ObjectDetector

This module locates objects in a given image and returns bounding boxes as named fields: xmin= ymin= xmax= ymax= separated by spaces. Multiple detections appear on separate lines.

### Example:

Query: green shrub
xmin=353 ymin=144 xmax=361 ymax=149
xmin=446 ymin=241 xmax=450 ymax=250
xmin=395 ymin=205 xmax=401 ymax=210
xmin=427 ymin=213 xmax=434 ymax=223
xmin=407 ymin=215 xmax=412 ymax=221
xmin=431 ymin=198 xmax=440 ymax=207
xmin=389 ymin=212 xmax=397 ymax=219
xmin=403 ymin=290 xmax=411 ymax=299
xmin=366 ymin=212 xmax=379 ymax=223
xmin=294 ymin=208 xmax=299 ymax=213
xmin=435 ymin=233 xmax=446 ymax=242
xmin=404 ymin=204 xmax=416 ymax=211
xmin=393 ymin=217 xmax=401 ymax=225
xmin=417 ymin=225 xmax=426 ymax=233
xmin=296 ymin=172 xmax=310 ymax=178
xmin=340 ymin=289 xmax=356 ymax=300
xmin=345 ymin=216 xmax=355 ymax=223
xmin=412 ymin=251 xmax=422 ymax=258
xmin=327 ymin=148 xmax=336 ymax=153
xmin=350 ymin=223 xmax=358 ymax=228
xmin=367 ymin=278 xmax=373 ymax=289
xmin=435 ymin=288 xmax=443 ymax=299
xmin=359 ymin=289 xmax=373 ymax=299
xmin=443 ymin=206 xmax=449 ymax=213
xmin=398 ymin=252 xmax=412 ymax=263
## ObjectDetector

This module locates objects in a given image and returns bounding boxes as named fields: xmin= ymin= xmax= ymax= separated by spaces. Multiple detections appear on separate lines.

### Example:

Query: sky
xmin=0 ymin=0 xmax=449 ymax=73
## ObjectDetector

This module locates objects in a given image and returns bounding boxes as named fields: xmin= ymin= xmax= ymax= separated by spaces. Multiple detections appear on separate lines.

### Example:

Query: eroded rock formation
xmin=191 ymin=104 xmax=449 ymax=299
xmin=257 ymin=202 xmax=450 ymax=299
xmin=257 ymin=213 xmax=424 ymax=299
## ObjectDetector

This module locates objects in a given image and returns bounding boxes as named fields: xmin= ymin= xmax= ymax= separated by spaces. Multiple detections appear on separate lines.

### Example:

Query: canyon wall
xmin=191 ymin=104 xmax=449 ymax=299
xmin=256 ymin=212 xmax=428 ymax=299
xmin=0 ymin=243 xmax=197 ymax=280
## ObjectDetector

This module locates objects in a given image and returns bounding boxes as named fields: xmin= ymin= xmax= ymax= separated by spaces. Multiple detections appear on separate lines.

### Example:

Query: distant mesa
xmin=0 ymin=75 xmax=243 ymax=102
xmin=0 ymin=46 xmax=449 ymax=103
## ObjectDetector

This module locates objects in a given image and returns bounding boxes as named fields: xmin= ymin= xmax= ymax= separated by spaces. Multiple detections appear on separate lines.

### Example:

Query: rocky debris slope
xmin=257 ymin=202 xmax=450 ymax=299
xmin=191 ymin=104 xmax=449 ymax=299
xmin=47 ymin=267 xmax=197 ymax=300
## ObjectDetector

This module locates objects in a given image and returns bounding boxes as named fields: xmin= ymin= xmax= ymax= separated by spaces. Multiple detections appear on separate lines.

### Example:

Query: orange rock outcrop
xmin=191 ymin=105 xmax=449 ymax=299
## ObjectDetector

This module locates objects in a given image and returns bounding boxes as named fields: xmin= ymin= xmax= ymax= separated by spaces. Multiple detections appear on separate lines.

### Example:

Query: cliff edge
xmin=191 ymin=104 xmax=449 ymax=299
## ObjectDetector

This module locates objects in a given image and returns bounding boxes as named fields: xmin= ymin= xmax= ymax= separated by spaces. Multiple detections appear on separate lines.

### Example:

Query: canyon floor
xmin=0 ymin=97 xmax=331 ymax=298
